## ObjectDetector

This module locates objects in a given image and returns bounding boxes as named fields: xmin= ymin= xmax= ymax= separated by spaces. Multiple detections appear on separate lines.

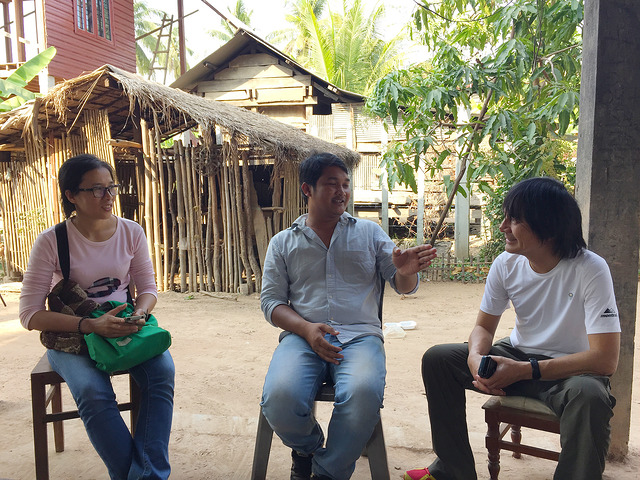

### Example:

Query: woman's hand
xmin=83 ymin=303 xmax=141 ymax=338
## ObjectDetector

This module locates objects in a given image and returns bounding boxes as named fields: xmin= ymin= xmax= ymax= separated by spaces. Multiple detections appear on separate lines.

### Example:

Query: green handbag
xmin=85 ymin=301 xmax=172 ymax=373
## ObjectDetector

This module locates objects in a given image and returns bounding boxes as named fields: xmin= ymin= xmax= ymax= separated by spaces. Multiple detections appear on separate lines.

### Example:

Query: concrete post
xmin=454 ymin=156 xmax=470 ymax=259
xmin=417 ymin=156 xmax=425 ymax=245
xmin=381 ymin=125 xmax=389 ymax=235
xmin=575 ymin=0 xmax=640 ymax=459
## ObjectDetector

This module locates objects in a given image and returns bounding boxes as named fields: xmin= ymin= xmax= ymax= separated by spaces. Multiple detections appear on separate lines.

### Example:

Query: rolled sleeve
xmin=260 ymin=235 xmax=290 ymax=325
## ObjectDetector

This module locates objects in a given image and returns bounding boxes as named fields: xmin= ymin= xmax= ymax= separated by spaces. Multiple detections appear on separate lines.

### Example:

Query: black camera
xmin=478 ymin=355 xmax=497 ymax=378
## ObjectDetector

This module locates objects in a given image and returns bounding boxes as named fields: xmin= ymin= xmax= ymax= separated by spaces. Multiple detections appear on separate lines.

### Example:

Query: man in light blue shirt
xmin=260 ymin=153 xmax=437 ymax=480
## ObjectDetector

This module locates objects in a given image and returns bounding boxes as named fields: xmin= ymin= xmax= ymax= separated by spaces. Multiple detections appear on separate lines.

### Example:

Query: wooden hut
xmin=1 ymin=0 xmax=136 ymax=86
xmin=0 ymin=64 xmax=359 ymax=294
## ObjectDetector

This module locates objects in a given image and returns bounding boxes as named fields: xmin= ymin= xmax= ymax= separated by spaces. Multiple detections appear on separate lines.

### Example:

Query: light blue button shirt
xmin=260 ymin=212 xmax=418 ymax=343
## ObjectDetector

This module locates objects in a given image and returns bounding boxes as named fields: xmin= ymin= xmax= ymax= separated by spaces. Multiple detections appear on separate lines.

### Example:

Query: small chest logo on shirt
xmin=601 ymin=308 xmax=618 ymax=318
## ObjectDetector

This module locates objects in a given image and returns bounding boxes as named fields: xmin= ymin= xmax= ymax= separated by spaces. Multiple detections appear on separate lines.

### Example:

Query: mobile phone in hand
xmin=123 ymin=314 xmax=146 ymax=324
xmin=478 ymin=355 xmax=497 ymax=378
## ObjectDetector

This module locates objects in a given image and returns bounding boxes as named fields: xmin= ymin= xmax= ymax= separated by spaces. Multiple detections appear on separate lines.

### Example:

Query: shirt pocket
xmin=337 ymin=249 xmax=375 ymax=284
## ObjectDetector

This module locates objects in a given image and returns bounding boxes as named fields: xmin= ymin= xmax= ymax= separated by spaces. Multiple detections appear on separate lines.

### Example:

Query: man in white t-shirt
xmin=405 ymin=177 xmax=621 ymax=480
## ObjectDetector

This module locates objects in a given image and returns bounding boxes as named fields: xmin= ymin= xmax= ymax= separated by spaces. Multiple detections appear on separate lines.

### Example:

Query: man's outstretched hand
xmin=392 ymin=244 xmax=437 ymax=276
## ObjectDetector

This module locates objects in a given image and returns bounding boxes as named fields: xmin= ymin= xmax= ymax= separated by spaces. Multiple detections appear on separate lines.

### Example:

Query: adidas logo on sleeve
xmin=601 ymin=308 xmax=618 ymax=318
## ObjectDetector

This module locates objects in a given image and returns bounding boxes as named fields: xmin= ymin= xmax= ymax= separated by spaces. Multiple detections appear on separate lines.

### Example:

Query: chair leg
xmin=129 ymin=375 xmax=141 ymax=436
xmin=485 ymin=411 xmax=501 ymax=480
xmin=366 ymin=418 xmax=390 ymax=480
xmin=51 ymin=383 xmax=65 ymax=453
xmin=31 ymin=374 xmax=50 ymax=480
xmin=510 ymin=424 xmax=522 ymax=459
xmin=251 ymin=407 xmax=274 ymax=480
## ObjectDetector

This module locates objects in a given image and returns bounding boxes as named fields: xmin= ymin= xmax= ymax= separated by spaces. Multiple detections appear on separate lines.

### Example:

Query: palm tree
xmin=134 ymin=1 xmax=161 ymax=77
xmin=134 ymin=1 xmax=191 ymax=83
xmin=270 ymin=0 xmax=405 ymax=95
xmin=208 ymin=0 xmax=254 ymax=44
xmin=267 ymin=0 xmax=328 ymax=62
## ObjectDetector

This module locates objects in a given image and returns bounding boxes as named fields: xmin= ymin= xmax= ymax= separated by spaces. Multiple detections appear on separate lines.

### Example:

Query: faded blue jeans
xmin=261 ymin=333 xmax=386 ymax=480
xmin=47 ymin=349 xmax=175 ymax=480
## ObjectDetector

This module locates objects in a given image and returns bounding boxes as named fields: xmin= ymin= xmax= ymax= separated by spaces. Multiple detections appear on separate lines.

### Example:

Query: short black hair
xmin=503 ymin=177 xmax=586 ymax=259
xmin=299 ymin=153 xmax=349 ymax=196
xmin=58 ymin=154 xmax=115 ymax=218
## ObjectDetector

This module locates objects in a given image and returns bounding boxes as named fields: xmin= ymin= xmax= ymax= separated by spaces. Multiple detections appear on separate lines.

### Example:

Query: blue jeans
xmin=261 ymin=333 xmax=386 ymax=480
xmin=47 ymin=349 xmax=175 ymax=480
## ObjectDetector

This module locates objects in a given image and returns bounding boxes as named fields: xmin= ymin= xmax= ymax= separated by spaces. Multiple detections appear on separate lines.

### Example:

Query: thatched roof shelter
xmin=0 ymin=65 xmax=359 ymax=294
xmin=0 ymin=64 xmax=359 ymax=166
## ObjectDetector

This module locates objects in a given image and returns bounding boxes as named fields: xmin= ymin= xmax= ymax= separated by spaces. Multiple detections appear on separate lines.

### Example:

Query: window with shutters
xmin=75 ymin=0 xmax=112 ymax=42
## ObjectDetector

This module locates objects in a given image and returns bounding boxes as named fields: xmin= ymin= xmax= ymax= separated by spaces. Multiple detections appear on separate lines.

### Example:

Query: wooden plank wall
xmin=199 ymin=53 xmax=316 ymax=113
xmin=45 ymin=0 xmax=136 ymax=79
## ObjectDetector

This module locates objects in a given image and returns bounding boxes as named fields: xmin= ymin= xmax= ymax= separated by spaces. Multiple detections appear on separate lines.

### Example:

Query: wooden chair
xmin=251 ymin=382 xmax=390 ymax=480
xmin=482 ymin=395 xmax=561 ymax=480
xmin=30 ymin=353 xmax=140 ymax=480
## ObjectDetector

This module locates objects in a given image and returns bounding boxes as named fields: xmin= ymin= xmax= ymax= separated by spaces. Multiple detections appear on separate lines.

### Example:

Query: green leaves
xmin=0 ymin=46 xmax=56 ymax=112
xmin=368 ymin=0 xmax=583 ymax=240
xmin=270 ymin=0 xmax=404 ymax=95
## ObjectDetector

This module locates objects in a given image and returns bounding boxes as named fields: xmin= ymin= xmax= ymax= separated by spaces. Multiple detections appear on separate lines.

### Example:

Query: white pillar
xmin=417 ymin=155 xmax=425 ymax=245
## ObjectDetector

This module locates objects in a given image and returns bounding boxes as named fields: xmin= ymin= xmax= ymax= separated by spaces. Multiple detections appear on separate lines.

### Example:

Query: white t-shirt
xmin=19 ymin=216 xmax=157 ymax=329
xmin=480 ymin=250 xmax=620 ymax=358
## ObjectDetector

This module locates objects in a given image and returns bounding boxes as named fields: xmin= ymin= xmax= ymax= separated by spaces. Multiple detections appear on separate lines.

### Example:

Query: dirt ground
xmin=0 ymin=281 xmax=638 ymax=480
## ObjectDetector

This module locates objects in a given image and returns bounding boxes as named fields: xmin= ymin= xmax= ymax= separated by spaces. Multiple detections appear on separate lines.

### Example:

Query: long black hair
xmin=503 ymin=177 xmax=586 ymax=259
xmin=58 ymin=154 xmax=115 ymax=218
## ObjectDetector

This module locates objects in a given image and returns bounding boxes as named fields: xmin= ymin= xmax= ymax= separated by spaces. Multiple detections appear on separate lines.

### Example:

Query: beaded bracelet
xmin=77 ymin=316 xmax=89 ymax=334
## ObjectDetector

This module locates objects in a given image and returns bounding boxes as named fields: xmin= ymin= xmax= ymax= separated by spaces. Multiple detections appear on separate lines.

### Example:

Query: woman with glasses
xmin=19 ymin=154 xmax=175 ymax=479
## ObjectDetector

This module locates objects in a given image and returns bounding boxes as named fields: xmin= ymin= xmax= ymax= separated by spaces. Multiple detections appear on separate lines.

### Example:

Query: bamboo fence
xmin=422 ymin=251 xmax=495 ymax=283
xmin=135 ymin=125 xmax=279 ymax=294
xmin=0 ymin=113 xmax=281 ymax=293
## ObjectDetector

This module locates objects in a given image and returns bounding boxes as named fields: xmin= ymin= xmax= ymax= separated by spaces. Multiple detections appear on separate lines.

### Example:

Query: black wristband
xmin=77 ymin=316 xmax=89 ymax=334
xmin=529 ymin=357 xmax=541 ymax=380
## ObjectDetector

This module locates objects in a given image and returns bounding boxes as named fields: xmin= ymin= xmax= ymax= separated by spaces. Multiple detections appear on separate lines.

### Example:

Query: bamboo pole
xmin=221 ymin=159 xmax=232 ymax=292
xmin=272 ymin=167 xmax=282 ymax=234
xmin=0 ymin=163 xmax=15 ymax=277
xmin=241 ymin=151 xmax=262 ymax=292
xmin=174 ymin=141 xmax=188 ymax=292
xmin=166 ymin=147 xmax=178 ymax=292
xmin=211 ymin=173 xmax=222 ymax=292
xmin=231 ymin=142 xmax=253 ymax=293
xmin=189 ymin=146 xmax=206 ymax=291
xmin=153 ymin=113 xmax=169 ymax=292
xmin=205 ymin=173 xmax=214 ymax=291
xmin=227 ymin=152 xmax=240 ymax=293
xmin=140 ymin=120 xmax=155 ymax=277
xmin=183 ymin=145 xmax=197 ymax=291
xmin=148 ymin=127 xmax=163 ymax=291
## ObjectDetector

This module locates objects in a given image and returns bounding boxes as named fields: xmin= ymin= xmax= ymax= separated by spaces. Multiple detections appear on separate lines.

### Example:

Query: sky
xmin=146 ymin=0 xmax=423 ymax=80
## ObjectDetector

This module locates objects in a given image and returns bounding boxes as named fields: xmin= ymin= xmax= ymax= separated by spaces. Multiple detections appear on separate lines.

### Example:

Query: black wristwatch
xmin=529 ymin=357 xmax=541 ymax=380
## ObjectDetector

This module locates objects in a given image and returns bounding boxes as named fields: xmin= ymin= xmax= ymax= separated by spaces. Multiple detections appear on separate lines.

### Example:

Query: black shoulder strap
xmin=53 ymin=220 xmax=134 ymax=305
xmin=54 ymin=221 xmax=70 ymax=282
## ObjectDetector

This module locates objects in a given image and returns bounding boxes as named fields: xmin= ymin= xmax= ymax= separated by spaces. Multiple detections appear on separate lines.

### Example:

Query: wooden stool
xmin=30 ymin=353 xmax=141 ymax=480
xmin=251 ymin=383 xmax=390 ymax=480
xmin=482 ymin=395 xmax=561 ymax=480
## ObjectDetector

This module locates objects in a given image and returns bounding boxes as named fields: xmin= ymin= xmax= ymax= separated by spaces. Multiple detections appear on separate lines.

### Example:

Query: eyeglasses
xmin=77 ymin=185 xmax=121 ymax=198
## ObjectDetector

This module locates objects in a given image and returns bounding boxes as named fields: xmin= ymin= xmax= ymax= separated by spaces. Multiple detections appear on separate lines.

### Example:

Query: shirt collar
xmin=290 ymin=212 xmax=356 ymax=231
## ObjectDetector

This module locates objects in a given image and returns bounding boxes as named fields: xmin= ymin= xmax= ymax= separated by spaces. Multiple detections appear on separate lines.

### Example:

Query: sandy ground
xmin=0 ymin=282 xmax=638 ymax=480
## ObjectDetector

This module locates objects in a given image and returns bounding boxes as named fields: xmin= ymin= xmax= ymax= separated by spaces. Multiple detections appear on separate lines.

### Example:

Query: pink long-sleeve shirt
xmin=19 ymin=216 xmax=157 ymax=329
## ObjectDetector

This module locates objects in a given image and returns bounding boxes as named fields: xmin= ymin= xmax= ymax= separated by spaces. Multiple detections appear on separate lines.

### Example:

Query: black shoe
xmin=310 ymin=474 xmax=332 ymax=480
xmin=291 ymin=450 xmax=313 ymax=480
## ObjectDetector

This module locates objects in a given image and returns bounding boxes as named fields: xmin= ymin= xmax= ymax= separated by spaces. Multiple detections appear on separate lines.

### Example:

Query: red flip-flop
xmin=404 ymin=467 xmax=436 ymax=480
